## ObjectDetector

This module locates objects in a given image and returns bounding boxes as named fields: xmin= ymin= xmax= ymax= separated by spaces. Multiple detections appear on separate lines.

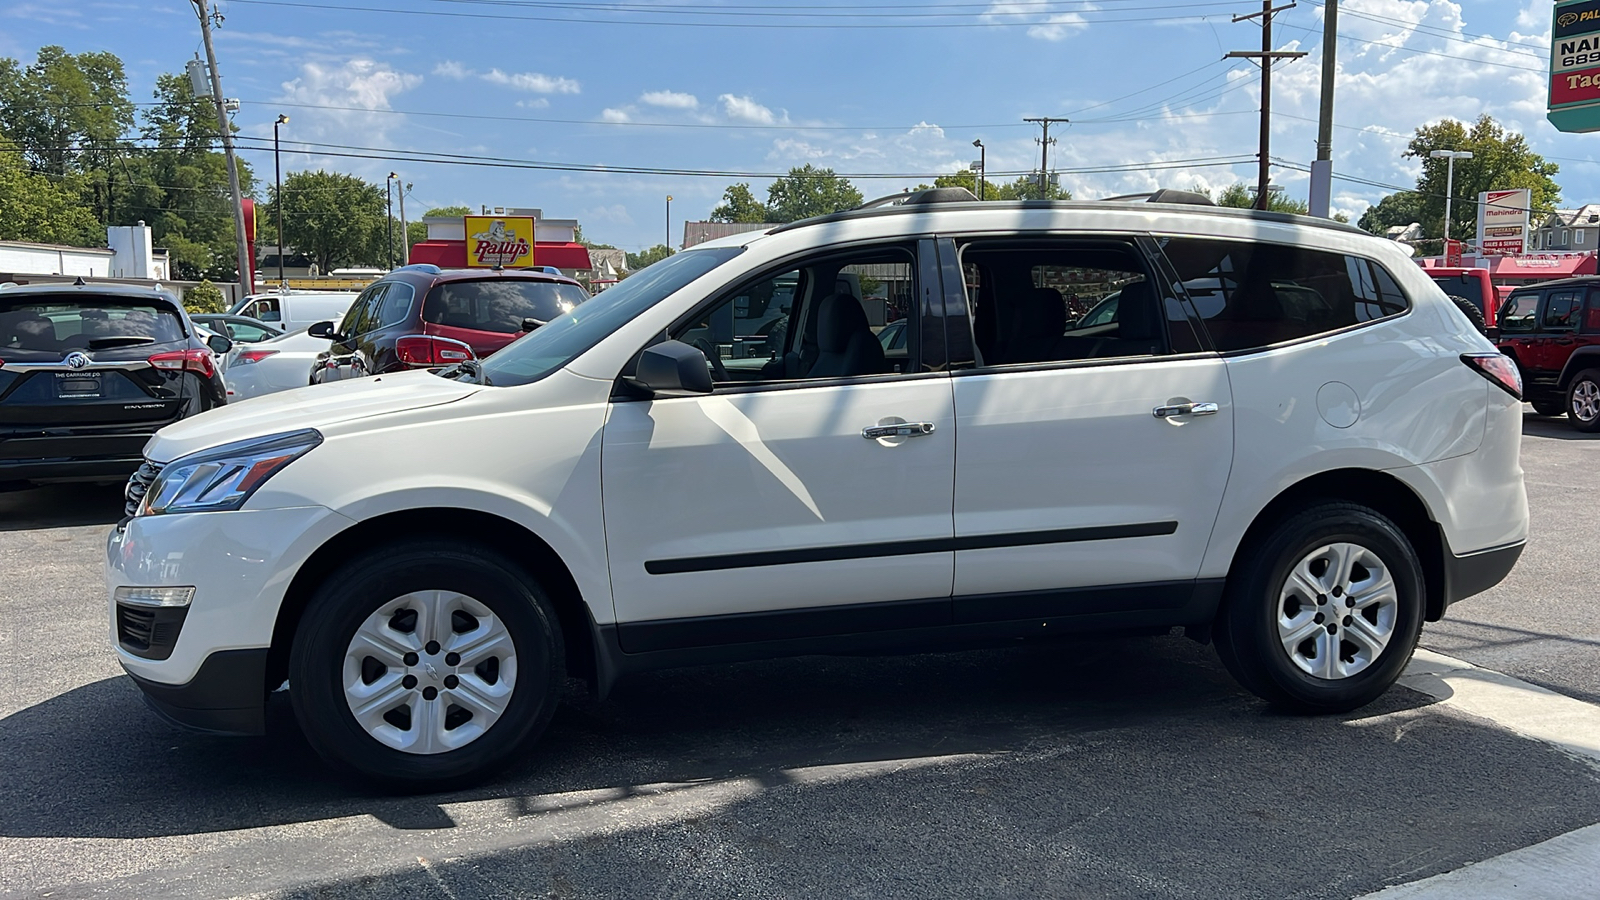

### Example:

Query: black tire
xmin=1530 ymin=398 xmax=1567 ymax=417
xmin=1446 ymin=294 xmax=1488 ymax=334
xmin=289 ymin=540 xmax=565 ymax=791
xmin=1566 ymin=368 xmax=1600 ymax=433
xmin=1213 ymin=503 xmax=1425 ymax=713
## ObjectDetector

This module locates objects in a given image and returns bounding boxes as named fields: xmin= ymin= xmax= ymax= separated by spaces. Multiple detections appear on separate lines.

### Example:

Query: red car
xmin=310 ymin=264 xmax=589 ymax=383
xmin=1495 ymin=276 xmax=1600 ymax=430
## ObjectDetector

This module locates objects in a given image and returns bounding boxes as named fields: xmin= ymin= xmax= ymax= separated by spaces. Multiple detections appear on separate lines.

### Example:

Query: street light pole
xmin=273 ymin=114 xmax=287 ymax=287
xmin=972 ymin=139 xmax=985 ymax=200
xmin=666 ymin=195 xmax=673 ymax=252
xmin=385 ymin=173 xmax=395 ymax=270
xmin=1429 ymin=149 xmax=1474 ymax=243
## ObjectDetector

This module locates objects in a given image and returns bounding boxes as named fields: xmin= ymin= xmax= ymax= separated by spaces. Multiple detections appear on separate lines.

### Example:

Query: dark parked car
xmin=1496 ymin=276 xmax=1600 ymax=430
xmin=0 ymin=281 xmax=229 ymax=487
xmin=309 ymin=264 xmax=589 ymax=382
xmin=189 ymin=313 xmax=283 ymax=343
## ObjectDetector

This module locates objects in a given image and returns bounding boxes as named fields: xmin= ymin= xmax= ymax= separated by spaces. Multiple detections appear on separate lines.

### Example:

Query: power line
xmin=413 ymin=0 xmax=1256 ymax=20
xmin=1298 ymin=0 xmax=1549 ymax=56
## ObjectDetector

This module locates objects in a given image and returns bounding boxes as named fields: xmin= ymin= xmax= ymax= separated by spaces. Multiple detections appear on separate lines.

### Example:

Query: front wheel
xmin=1530 ymin=398 xmax=1566 ymax=417
xmin=289 ymin=541 xmax=565 ymax=790
xmin=1567 ymin=368 xmax=1600 ymax=433
xmin=1214 ymin=503 xmax=1424 ymax=713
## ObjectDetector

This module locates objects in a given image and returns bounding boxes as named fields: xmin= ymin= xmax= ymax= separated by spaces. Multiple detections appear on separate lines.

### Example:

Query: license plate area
xmin=54 ymin=373 xmax=103 ymax=399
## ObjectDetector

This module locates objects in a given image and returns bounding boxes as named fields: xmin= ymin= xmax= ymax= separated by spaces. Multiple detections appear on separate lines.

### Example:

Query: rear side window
xmin=1543 ymin=290 xmax=1581 ymax=330
xmin=376 ymin=283 xmax=416 ymax=328
xmin=1159 ymin=238 xmax=1410 ymax=352
xmin=1499 ymin=293 xmax=1540 ymax=333
xmin=0 ymin=298 xmax=184 ymax=356
xmin=422 ymin=280 xmax=589 ymax=334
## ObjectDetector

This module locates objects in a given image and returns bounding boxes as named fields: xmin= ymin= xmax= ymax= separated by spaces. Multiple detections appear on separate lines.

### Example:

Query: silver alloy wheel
xmin=1572 ymin=379 xmax=1600 ymax=423
xmin=342 ymin=590 xmax=518 ymax=754
xmin=1276 ymin=542 xmax=1398 ymax=680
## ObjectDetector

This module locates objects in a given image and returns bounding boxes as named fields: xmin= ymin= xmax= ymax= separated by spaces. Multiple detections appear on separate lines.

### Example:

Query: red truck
xmin=1425 ymin=267 xmax=1497 ymax=328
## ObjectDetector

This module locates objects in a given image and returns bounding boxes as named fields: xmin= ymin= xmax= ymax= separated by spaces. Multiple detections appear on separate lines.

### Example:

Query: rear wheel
xmin=1530 ymin=398 xmax=1566 ymax=417
xmin=1214 ymin=503 xmax=1424 ymax=713
xmin=1567 ymin=369 xmax=1600 ymax=433
xmin=289 ymin=541 xmax=564 ymax=790
xmin=1446 ymin=294 xmax=1487 ymax=334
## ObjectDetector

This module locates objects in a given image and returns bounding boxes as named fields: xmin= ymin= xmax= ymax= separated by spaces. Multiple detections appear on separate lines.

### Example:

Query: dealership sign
xmin=464 ymin=215 xmax=536 ymax=268
xmin=1551 ymin=0 xmax=1600 ymax=132
xmin=1476 ymin=189 xmax=1531 ymax=257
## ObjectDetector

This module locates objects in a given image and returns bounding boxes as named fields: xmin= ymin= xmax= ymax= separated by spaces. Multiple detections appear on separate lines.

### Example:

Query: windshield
xmin=478 ymin=247 xmax=743 ymax=387
xmin=422 ymin=279 xmax=590 ymax=333
xmin=1 ymin=296 xmax=185 ymax=358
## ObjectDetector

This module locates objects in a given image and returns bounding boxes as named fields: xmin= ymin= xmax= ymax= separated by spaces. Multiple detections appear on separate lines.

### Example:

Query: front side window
xmin=244 ymin=297 xmax=281 ymax=322
xmin=1498 ymin=292 xmax=1540 ymax=333
xmin=478 ymin=247 xmax=742 ymax=387
xmin=376 ymin=283 xmax=416 ymax=328
xmin=338 ymin=285 xmax=385 ymax=337
xmin=1159 ymin=238 xmax=1409 ymax=352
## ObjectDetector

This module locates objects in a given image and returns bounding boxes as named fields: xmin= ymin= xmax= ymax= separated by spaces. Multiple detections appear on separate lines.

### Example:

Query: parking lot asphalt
xmin=1 ymin=413 xmax=1598 ymax=899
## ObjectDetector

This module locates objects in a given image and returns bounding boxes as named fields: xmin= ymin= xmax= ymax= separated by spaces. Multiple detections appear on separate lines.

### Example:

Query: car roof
xmin=1506 ymin=276 xmax=1600 ymax=293
xmin=0 ymin=281 xmax=182 ymax=306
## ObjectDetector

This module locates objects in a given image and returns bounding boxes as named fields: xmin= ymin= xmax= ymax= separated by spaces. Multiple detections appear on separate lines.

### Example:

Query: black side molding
xmin=123 ymin=647 xmax=269 ymax=737
xmin=645 ymin=522 xmax=1178 ymax=575
xmin=1441 ymin=542 xmax=1524 ymax=612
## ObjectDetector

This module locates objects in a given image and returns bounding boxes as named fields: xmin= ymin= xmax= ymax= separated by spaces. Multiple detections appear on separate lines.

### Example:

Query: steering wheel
xmin=690 ymin=337 xmax=729 ymax=381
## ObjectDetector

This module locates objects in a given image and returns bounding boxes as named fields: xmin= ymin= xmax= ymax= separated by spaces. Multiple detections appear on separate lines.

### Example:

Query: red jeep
xmin=1495 ymin=276 xmax=1600 ymax=430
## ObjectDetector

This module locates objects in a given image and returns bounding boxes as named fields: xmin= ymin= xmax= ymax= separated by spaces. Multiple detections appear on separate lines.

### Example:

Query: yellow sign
xmin=464 ymin=215 xmax=536 ymax=268
xmin=284 ymin=278 xmax=375 ymax=290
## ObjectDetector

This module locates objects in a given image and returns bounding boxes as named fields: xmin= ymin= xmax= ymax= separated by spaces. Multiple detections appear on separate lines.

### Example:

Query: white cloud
xmin=641 ymin=90 xmax=700 ymax=110
xmin=516 ymin=98 xmax=551 ymax=110
xmin=269 ymin=58 xmax=422 ymax=165
xmin=983 ymin=1 xmax=1094 ymax=42
xmin=432 ymin=60 xmax=470 ymax=79
xmin=584 ymin=204 xmax=635 ymax=226
xmin=600 ymin=107 xmax=632 ymax=123
xmin=720 ymin=94 xmax=778 ymax=125
xmin=1027 ymin=13 xmax=1089 ymax=41
xmin=482 ymin=68 xmax=581 ymax=94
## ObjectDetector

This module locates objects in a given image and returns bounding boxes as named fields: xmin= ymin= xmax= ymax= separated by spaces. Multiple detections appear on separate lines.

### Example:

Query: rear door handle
xmin=1153 ymin=402 xmax=1219 ymax=419
xmin=862 ymin=422 xmax=936 ymax=439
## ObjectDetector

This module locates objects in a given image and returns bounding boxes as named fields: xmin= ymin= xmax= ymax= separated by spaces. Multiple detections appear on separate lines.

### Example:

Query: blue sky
xmin=0 ymin=0 xmax=1583 ymax=251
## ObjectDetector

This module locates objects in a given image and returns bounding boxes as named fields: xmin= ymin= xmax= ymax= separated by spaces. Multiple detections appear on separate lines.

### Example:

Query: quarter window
xmin=376 ymin=283 xmax=416 ymax=328
xmin=1159 ymin=238 xmax=1409 ymax=352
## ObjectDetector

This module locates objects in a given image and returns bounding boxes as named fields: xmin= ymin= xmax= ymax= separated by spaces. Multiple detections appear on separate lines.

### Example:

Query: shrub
xmin=184 ymin=279 xmax=227 ymax=314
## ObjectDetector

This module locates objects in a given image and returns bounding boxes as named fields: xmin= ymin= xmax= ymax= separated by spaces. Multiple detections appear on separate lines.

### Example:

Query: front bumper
xmin=123 ymin=648 xmax=269 ymax=736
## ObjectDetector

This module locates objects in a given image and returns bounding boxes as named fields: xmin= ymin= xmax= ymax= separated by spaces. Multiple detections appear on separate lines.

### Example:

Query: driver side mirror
xmin=307 ymin=320 xmax=337 ymax=340
xmin=1486 ymin=325 xmax=1501 ymax=341
xmin=205 ymin=333 xmax=233 ymax=356
xmin=628 ymin=340 xmax=714 ymax=396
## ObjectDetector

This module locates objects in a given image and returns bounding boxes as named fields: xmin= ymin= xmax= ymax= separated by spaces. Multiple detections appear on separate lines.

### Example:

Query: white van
xmin=231 ymin=291 xmax=358 ymax=333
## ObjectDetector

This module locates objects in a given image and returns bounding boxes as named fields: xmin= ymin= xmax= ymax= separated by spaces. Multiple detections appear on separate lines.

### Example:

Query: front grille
xmin=125 ymin=459 xmax=162 ymax=517
xmin=116 ymin=603 xmax=188 ymax=661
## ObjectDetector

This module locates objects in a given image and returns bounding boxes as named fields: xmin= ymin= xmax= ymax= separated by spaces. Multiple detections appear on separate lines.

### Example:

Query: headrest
xmin=1014 ymin=287 xmax=1066 ymax=336
xmin=1117 ymin=280 xmax=1157 ymax=339
xmin=8 ymin=315 xmax=56 ymax=349
xmin=817 ymin=292 xmax=869 ymax=352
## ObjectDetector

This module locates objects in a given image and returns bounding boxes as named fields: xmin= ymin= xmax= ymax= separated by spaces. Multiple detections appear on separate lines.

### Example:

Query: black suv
xmin=0 ymin=281 xmax=230 ymax=487
xmin=310 ymin=264 xmax=588 ymax=382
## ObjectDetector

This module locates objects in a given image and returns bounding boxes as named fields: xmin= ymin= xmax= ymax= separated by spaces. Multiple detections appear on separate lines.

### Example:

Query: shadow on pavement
xmin=0 ymin=482 xmax=125 ymax=532
xmin=1522 ymin=412 xmax=1600 ymax=440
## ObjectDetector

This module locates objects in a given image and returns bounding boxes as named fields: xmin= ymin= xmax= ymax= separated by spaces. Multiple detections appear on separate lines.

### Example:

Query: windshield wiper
xmin=437 ymin=358 xmax=491 ymax=385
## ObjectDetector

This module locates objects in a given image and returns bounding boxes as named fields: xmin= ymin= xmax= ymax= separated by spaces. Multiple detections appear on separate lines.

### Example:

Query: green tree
xmin=1364 ymin=115 xmax=1560 ymax=246
xmin=709 ymin=183 xmax=769 ymax=223
xmin=407 ymin=205 xmax=472 ymax=252
xmin=0 ymin=148 xmax=101 ymax=245
xmin=269 ymin=170 xmax=387 ymax=272
xmin=1213 ymin=183 xmax=1310 ymax=214
xmin=1357 ymin=191 xmax=1426 ymax=236
xmin=626 ymin=244 xmax=673 ymax=271
xmin=764 ymin=165 xmax=864 ymax=223
xmin=183 ymin=278 xmax=227 ymax=314
xmin=916 ymin=170 xmax=1070 ymax=201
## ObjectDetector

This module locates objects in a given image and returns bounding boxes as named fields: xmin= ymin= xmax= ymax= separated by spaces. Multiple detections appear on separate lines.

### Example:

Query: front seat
xmin=807 ymin=292 xmax=884 ymax=378
xmin=1004 ymin=287 xmax=1067 ymax=363
xmin=1093 ymin=281 xmax=1163 ymax=358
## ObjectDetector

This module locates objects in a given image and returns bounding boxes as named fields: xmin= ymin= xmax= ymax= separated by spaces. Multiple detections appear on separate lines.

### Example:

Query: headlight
xmin=140 ymin=429 xmax=322 ymax=516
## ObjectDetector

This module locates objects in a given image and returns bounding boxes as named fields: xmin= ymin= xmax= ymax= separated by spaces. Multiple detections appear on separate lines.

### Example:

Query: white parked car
xmin=219 ymin=326 xmax=335 ymax=401
xmin=230 ymin=290 xmax=357 ymax=334
xmin=109 ymin=189 xmax=1527 ymax=788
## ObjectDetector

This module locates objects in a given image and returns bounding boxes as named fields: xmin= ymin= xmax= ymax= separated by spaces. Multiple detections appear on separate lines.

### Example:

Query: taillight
xmin=1462 ymin=353 xmax=1522 ymax=399
xmin=235 ymin=349 xmax=279 ymax=365
xmin=149 ymin=348 xmax=215 ymax=379
xmin=395 ymin=335 xmax=475 ymax=367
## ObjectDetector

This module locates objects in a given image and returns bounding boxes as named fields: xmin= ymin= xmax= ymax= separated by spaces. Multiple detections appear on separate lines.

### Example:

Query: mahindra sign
xmin=1475 ymin=190 xmax=1530 ymax=256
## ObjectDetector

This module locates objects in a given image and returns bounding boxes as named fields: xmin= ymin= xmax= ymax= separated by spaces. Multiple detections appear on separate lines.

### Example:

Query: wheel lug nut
xmin=402 ymin=674 xmax=418 ymax=689
xmin=1314 ymin=613 xmax=1325 ymax=624
xmin=403 ymin=652 xmax=418 ymax=666
xmin=422 ymin=686 xmax=438 ymax=701
xmin=1332 ymin=587 xmax=1343 ymax=598
xmin=1316 ymin=594 xmax=1327 ymax=606
xmin=445 ymin=652 xmax=461 ymax=666
xmin=444 ymin=675 xmax=459 ymax=689
xmin=425 ymin=640 xmax=441 ymax=655
xmin=1343 ymin=616 xmax=1353 ymax=627
xmin=1326 ymin=623 xmax=1338 ymax=634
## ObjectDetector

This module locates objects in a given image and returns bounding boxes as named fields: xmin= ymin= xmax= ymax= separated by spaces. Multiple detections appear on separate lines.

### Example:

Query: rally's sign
xmin=464 ymin=216 xmax=536 ymax=268
xmin=1476 ymin=189 xmax=1531 ymax=257
xmin=1551 ymin=0 xmax=1600 ymax=132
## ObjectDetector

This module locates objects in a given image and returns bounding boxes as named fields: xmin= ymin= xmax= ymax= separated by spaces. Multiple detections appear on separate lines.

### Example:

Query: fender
xmin=1556 ymin=344 xmax=1600 ymax=390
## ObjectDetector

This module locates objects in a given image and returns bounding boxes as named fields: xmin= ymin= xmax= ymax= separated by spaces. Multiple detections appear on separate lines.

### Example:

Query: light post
xmin=385 ymin=172 xmax=396 ymax=270
xmin=273 ymin=114 xmax=288 ymax=287
xmin=665 ymin=195 xmax=673 ymax=253
xmin=1429 ymin=149 xmax=1474 ymax=244
xmin=972 ymin=139 xmax=985 ymax=200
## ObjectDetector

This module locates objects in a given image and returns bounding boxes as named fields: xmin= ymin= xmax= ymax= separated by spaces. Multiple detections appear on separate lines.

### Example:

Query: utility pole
xmin=398 ymin=179 xmax=410 ymax=266
xmin=1227 ymin=2 xmax=1306 ymax=210
xmin=1310 ymin=0 xmax=1338 ymax=217
xmin=191 ymin=0 xmax=253 ymax=292
xmin=1024 ymin=117 xmax=1067 ymax=199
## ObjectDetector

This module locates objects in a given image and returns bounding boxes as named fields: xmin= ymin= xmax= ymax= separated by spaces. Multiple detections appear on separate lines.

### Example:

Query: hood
xmin=146 ymin=368 xmax=479 ymax=462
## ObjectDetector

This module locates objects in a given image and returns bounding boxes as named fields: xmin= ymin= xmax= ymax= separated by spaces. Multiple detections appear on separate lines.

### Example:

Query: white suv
xmin=108 ymin=189 xmax=1528 ymax=788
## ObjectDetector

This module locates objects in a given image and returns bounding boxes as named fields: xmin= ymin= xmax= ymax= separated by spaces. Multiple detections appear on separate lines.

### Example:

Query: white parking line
xmin=1351 ymin=649 xmax=1600 ymax=898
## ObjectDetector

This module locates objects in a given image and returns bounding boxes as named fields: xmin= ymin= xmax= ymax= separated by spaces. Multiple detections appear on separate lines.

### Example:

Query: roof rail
xmin=855 ymin=186 xmax=978 ymax=210
xmin=1103 ymin=189 xmax=1216 ymax=207
xmin=395 ymin=263 xmax=442 ymax=274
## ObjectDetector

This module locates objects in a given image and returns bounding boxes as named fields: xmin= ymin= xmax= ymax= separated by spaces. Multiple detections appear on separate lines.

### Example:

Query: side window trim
xmin=1138 ymin=234 xmax=1211 ymax=354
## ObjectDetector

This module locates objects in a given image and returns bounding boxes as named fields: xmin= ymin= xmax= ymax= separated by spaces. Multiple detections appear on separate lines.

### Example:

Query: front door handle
xmin=1153 ymin=402 xmax=1219 ymax=419
xmin=862 ymin=422 xmax=936 ymax=440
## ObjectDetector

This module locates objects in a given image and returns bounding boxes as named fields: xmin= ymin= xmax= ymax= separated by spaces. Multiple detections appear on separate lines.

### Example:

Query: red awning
xmin=409 ymin=241 xmax=592 ymax=271
xmin=1484 ymin=254 xmax=1598 ymax=280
